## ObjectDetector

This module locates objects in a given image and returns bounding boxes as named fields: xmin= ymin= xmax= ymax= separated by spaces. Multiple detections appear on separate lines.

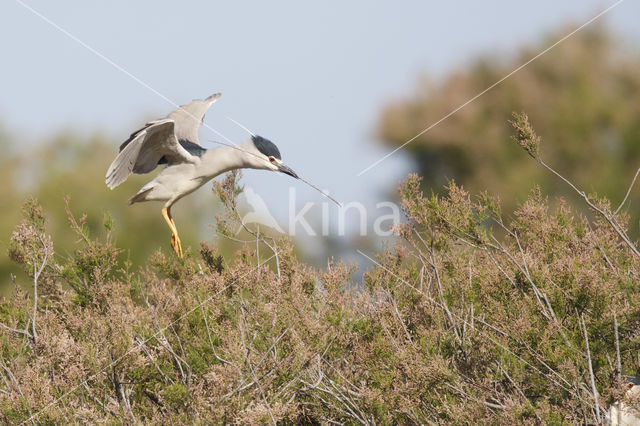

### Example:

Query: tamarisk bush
xmin=1 ymin=115 xmax=639 ymax=424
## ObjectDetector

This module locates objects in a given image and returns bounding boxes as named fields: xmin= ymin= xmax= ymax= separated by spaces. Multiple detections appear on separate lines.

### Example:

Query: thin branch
xmin=496 ymin=363 xmax=525 ymax=401
xmin=538 ymin=158 xmax=640 ymax=259
xmin=358 ymin=250 xmax=582 ymax=400
xmin=614 ymin=310 xmax=622 ymax=380
xmin=386 ymin=289 xmax=414 ymax=345
xmin=218 ymin=171 xmax=282 ymax=281
xmin=428 ymin=246 xmax=462 ymax=344
xmin=272 ymin=334 xmax=339 ymax=400
xmin=143 ymin=290 xmax=189 ymax=385
xmin=615 ymin=166 xmax=640 ymax=215
xmin=168 ymin=324 xmax=191 ymax=386
xmin=239 ymin=303 xmax=276 ymax=425
xmin=31 ymin=234 xmax=49 ymax=344
xmin=82 ymin=383 xmax=118 ymax=417
xmin=117 ymin=377 xmax=137 ymax=424
xmin=443 ymin=382 xmax=505 ymax=411
xmin=196 ymin=296 xmax=237 ymax=369
xmin=134 ymin=335 xmax=173 ymax=384
xmin=0 ymin=322 xmax=33 ymax=340
xmin=1 ymin=358 xmax=36 ymax=426
xmin=300 ymin=376 xmax=368 ymax=425
xmin=580 ymin=314 xmax=601 ymax=424
xmin=239 ymin=219 xmax=281 ymax=282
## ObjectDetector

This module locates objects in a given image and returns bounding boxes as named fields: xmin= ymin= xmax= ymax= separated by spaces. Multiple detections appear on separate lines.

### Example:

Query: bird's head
xmin=247 ymin=135 xmax=298 ymax=178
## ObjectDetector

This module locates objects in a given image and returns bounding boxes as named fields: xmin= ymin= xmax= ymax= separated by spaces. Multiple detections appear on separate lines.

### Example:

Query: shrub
xmin=0 ymin=115 xmax=638 ymax=424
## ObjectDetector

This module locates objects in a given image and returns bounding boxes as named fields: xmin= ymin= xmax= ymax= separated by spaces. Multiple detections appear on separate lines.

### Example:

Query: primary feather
xmin=105 ymin=93 xmax=222 ymax=189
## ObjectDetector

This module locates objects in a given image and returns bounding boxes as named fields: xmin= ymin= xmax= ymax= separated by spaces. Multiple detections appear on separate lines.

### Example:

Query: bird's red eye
xmin=269 ymin=157 xmax=275 ymax=163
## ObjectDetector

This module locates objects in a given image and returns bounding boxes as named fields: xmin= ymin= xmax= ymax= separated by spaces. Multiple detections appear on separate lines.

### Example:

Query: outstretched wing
xmin=105 ymin=119 xmax=197 ymax=189
xmin=167 ymin=92 xmax=221 ymax=143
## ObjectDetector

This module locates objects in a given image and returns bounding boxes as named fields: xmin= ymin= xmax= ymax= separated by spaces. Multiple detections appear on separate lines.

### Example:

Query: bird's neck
xmin=199 ymin=141 xmax=257 ymax=179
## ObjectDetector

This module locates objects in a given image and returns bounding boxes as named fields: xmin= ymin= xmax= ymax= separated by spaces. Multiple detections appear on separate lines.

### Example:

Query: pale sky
xmin=1 ymin=1 xmax=639 ymax=257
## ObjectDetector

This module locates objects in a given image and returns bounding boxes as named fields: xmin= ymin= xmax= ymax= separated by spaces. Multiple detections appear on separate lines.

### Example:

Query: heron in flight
xmin=105 ymin=93 xmax=298 ymax=258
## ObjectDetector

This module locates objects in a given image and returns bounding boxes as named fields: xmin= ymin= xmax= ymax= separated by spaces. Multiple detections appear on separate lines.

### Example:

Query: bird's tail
xmin=128 ymin=187 xmax=153 ymax=205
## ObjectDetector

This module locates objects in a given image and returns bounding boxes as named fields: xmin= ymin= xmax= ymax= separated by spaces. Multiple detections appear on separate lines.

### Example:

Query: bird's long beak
xmin=278 ymin=163 xmax=299 ymax=179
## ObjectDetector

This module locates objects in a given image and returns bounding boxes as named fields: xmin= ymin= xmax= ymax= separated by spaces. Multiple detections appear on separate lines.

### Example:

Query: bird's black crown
xmin=252 ymin=135 xmax=281 ymax=160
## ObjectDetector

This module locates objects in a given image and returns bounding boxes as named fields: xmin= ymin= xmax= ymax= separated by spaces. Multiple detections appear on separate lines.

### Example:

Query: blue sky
xmin=1 ymin=1 xmax=639 ymax=248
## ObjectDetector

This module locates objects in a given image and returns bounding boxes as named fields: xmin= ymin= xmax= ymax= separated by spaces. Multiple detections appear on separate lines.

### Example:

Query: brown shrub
xmin=1 ymin=117 xmax=639 ymax=424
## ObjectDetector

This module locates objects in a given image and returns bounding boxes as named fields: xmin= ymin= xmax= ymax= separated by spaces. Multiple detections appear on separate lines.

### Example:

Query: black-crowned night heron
xmin=105 ymin=93 xmax=298 ymax=258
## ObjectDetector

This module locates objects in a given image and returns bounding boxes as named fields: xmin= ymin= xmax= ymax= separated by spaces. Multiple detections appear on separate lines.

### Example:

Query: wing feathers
xmin=168 ymin=93 xmax=221 ymax=143
xmin=106 ymin=130 xmax=147 ymax=189
xmin=106 ymin=93 xmax=222 ymax=190
xmin=105 ymin=119 xmax=197 ymax=189
xmin=118 ymin=118 xmax=168 ymax=152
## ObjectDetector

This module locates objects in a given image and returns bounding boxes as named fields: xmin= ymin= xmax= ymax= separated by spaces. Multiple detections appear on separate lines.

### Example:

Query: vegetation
xmin=0 ymin=130 xmax=224 ymax=296
xmin=1 ymin=115 xmax=639 ymax=424
xmin=1 ymin=21 xmax=639 ymax=425
xmin=378 ymin=24 xmax=640 ymax=234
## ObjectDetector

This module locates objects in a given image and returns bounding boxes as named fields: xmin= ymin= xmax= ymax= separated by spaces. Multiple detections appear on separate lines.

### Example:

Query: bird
xmin=105 ymin=93 xmax=298 ymax=258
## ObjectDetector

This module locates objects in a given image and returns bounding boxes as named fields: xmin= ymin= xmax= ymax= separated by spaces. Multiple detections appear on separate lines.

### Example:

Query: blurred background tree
xmin=378 ymin=24 xmax=640 ymax=230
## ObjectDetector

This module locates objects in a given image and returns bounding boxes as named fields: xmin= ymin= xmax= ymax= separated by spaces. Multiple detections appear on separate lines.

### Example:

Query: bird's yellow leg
xmin=161 ymin=207 xmax=177 ymax=254
xmin=169 ymin=217 xmax=183 ymax=257
xmin=161 ymin=207 xmax=183 ymax=258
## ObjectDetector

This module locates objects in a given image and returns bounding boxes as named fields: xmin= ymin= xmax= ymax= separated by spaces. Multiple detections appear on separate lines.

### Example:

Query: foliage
xmin=1 ymin=115 xmax=640 ymax=423
xmin=378 ymin=24 xmax=640 ymax=234
xmin=0 ymin=130 xmax=221 ymax=296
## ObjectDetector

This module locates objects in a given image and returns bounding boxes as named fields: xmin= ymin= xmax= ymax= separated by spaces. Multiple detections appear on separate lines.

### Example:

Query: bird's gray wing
xmin=167 ymin=93 xmax=221 ymax=143
xmin=105 ymin=119 xmax=197 ymax=189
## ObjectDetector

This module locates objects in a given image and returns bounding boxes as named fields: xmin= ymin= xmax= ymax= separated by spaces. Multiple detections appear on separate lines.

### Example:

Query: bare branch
xmin=197 ymin=296 xmax=238 ymax=369
xmin=1 ymin=358 xmax=36 ymax=425
xmin=239 ymin=302 xmax=277 ymax=425
xmin=614 ymin=310 xmax=622 ymax=379
xmin=82 ymin=383 xmax=118 ymax=418
xmin=615 ymin=166 xmax=640 ymax=215
xmin=538 ymin=158 xmax=640 ymax=259
xmin=31 ymin=234 xmax=49 ymax=344
xmin=0 ymin=322 xmax=33 ymax=340
xmin=580 ymin=314 xmax=601 ymax=424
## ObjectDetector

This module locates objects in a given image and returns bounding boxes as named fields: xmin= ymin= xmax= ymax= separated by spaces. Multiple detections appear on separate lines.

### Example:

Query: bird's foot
xmin=170 ymin=234 xmax=183 ymax=259
xmin=176 ymin=237 xmax=183 ymax=258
